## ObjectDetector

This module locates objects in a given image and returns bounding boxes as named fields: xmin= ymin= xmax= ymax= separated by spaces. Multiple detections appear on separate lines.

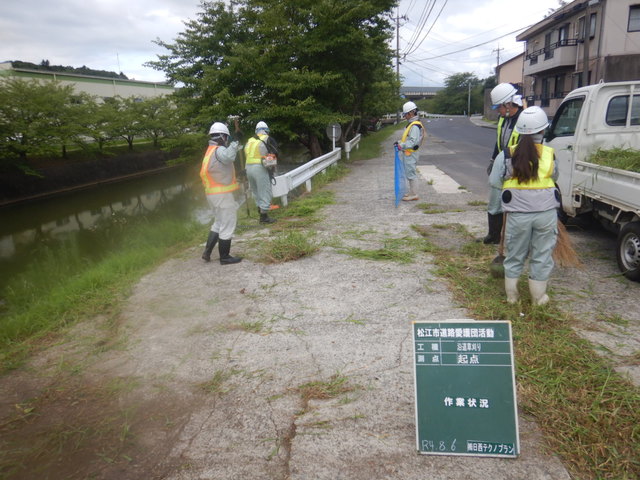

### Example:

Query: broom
xmin=553 ymin=220 xmax=583 ymax=268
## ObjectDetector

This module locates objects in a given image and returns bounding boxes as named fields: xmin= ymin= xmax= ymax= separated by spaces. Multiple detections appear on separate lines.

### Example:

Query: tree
xmin=429 ymin=72 xmax=484 ymax=115
xmin=0 ymin=78 xmax=76 ymax=162
xmin=105 ymin=97 xmax=143 ymax=151
xmin=146 ymin=0 xmax=397 ymax=157
xmin=136 ymin=96 xmax=182 ymax=148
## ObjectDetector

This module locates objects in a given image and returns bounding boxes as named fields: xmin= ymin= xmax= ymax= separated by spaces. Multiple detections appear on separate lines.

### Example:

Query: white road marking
xmin=417 ymin=165 xmax=467 ymax=194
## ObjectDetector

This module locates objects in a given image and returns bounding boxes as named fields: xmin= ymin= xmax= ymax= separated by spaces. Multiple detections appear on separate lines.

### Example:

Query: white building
xmin=0 ymin=62 xmax=175 ymax=101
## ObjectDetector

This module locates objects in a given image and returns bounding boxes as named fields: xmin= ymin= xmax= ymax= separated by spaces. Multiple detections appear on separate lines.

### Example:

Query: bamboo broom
xmin=553 ymin=220 xmax=583 ymax=268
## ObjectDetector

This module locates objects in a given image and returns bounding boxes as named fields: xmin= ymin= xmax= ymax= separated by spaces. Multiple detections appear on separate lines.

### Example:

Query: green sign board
xmin=413 ymin=320 xmax=519 ymax=458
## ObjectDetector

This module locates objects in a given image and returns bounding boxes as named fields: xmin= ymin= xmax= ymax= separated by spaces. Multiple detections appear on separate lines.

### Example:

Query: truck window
xmin=606 ymin=94 xmax=640 ymax=126
xmin=548 ymin=96 xmax=584 ymax=137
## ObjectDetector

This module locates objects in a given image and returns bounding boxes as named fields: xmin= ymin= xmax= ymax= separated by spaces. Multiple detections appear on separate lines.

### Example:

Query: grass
xmin=587 ymin=148 xmax=640 ymax=173
xmin=258 ymin=231 xmax=319 ymax=263
xmin=414 ymin=223 xmax=640 ymax=480
xmin=199 ymin=368 xmax=241 ymax=394
xmin=296 ymin=374 xmax=357 ymax=403
xmin=0 ymin=217 xmax=203 ymax=372
xmin=338 ymin=237 xmax=417 ymax=263
xmin=346 ymin=125 xmax=399 ymax=162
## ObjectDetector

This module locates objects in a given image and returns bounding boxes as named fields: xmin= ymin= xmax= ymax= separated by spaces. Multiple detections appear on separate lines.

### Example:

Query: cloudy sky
xmin=1 ymin=0 xmax=564 ymax=86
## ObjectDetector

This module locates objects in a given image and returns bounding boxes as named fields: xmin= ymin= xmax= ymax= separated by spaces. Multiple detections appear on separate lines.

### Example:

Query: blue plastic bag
xmin=394 ymin=145 xmax=406 ymax=207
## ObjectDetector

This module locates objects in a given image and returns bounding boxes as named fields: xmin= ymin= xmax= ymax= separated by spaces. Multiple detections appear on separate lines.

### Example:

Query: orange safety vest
xmin=200 ymin=145 xmax=239 ymax=195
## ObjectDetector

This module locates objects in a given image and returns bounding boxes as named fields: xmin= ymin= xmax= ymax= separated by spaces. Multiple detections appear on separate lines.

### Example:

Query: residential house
xmin=516 ymin=0 xmax=640 ymax=116
xmin=485 ymin=53 xmax=525 ymax=120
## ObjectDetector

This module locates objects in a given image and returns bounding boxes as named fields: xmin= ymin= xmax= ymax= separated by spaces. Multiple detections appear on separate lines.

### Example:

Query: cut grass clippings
xmin=587 ymin=147 xmax=640 ymax=173
xmin=415 ymin=224 xmax=640 ymax=480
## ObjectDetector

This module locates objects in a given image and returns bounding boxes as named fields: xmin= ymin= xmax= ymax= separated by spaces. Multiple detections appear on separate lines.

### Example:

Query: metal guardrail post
xmin=271 ymin=148 xmax=342 ymax=207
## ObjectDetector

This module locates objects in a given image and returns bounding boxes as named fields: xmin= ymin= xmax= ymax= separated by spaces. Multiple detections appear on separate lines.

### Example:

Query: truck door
xmin=544 ymin=95 xmax=586 ymax=216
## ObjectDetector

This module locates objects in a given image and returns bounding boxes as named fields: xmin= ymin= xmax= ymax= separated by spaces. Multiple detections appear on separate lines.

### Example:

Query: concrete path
xmin=99 ymin=134 xmax=571 ymax=479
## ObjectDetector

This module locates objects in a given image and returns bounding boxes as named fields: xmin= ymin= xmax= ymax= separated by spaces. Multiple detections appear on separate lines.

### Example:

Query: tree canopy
xmin=427 ymin=72 xmax=486 ymax=116
xmin=146 ymin=0 xmax=399 ymax=157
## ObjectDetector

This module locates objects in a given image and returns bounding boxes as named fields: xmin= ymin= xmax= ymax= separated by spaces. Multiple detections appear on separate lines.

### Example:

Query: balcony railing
xmin=526 ymin=38 xmax=579 ymax=62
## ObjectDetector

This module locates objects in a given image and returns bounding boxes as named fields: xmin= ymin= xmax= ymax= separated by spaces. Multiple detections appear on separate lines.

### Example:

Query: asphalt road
xmin=421 ymin=116 xmax=495 ymax=198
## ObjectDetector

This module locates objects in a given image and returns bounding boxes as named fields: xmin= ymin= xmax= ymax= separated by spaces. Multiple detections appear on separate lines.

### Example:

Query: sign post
xmin=325 ymin=123 xmax=341 ymax=151
xmin=413 ymin=319 xmax=519 ymax=458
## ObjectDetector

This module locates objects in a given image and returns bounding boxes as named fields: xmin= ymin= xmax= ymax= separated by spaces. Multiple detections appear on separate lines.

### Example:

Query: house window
xmin=629 ymin=5 xmax=640 ymax=32
xmin=544 ymin=32 xmax=554 ymax=60
xmin=589 ymin=13 xmax=597 ymax=38
xmin=559 ymin=24 xmax=569 ymax=45
xmin=578 ymin=16 xmax=585 ymax=39
xmin=554 ymin=75 xmax=565 ymax=98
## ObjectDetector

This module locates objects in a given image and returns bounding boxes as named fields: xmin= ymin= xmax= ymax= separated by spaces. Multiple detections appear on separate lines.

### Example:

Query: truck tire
xmin=616 ymin=222 xmax=640 ymax=281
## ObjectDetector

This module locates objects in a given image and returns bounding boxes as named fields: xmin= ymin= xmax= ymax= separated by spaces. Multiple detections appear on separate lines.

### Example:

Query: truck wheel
xmin=616 ymin=222 xmax=640 ymax=281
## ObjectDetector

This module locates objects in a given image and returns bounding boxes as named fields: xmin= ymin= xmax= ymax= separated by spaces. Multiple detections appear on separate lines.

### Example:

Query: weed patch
xmin=414 ymin=223 xmax=640 ymax=480
xmin=259 ymin=231 xmax=319 ymax=263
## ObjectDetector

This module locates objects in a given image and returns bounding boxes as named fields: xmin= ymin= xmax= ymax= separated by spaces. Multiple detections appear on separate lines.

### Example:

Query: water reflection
xmin=0 ymin=163 xmax=205 ymax=293
xmin=0 ymin=141 xmax=310 ymax=295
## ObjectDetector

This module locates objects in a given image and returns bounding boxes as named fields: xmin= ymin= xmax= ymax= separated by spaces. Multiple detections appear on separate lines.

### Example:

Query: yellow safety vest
xmin=244 ymin=134 xmax=268 ymax=165
xmin=503 ymin=144 xmax=555 ymax=189
xmin=200 ymin=145 xmax=239 ymax=195
xmin=400 ymin=120 xmax=425 ymax=155
xmin=496 ymin=116 xmax=520 ymax=152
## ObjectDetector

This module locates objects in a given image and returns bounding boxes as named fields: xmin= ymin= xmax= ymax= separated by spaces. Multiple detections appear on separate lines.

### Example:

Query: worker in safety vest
xmin=395 ymin=101 xmax=425 ymax=201
xmin=200 ymin=121 xmax=243 ymax=265
xmin=489 ymin=106 xmax=559 ymax=306
xmin=480 ymin=83 xmax=524 ymax=244
xmin=244 ymin=121 xmax=279 ymax=224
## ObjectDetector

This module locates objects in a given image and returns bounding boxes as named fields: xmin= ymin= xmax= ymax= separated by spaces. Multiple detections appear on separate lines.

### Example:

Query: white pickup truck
xmin=544 ymin=81 xmax=640 ymax=281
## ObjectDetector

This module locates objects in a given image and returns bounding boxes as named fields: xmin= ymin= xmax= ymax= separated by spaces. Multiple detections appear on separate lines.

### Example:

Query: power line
xmin=404 ymin=0 xmax=448 ymax=57
xmin=409 ymin=25 xmax=529 ymax=62
xmin=403 ymin=0 xmax=436 ymax=57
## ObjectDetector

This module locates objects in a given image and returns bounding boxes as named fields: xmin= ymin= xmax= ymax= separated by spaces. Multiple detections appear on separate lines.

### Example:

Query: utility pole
xmin=492 ymin=46 xmax=504 ymax=78
xmin=396 ymin=11 xmax=401 ymax=123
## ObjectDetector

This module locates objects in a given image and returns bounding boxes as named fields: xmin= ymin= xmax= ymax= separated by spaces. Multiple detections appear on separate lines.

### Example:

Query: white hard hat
xmin=255 ymin=121 xmax=269 ymax=132
xmin=511 ymin=94 xmax=523 ymax=107
xmin=209 ymin=122 xmax=230 ymax=136
xmin=515 ymin=106 xmax=549 ymax=135
xmin=490 ymin=83 xmax=518 ymax=107
xmin=402 ymin=101 xmax=418 ymax=115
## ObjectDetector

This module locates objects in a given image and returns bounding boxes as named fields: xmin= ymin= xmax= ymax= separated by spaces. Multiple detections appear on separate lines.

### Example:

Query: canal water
xmin=0 ymin=162 xmax=206 ymax=296
xmin=0 ymin=143 xmax=309 ymax=299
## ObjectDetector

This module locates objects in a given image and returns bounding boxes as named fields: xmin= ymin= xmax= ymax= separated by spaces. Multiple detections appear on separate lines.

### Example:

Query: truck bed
xmin=572 ymin=160 xmax=640 ymax=215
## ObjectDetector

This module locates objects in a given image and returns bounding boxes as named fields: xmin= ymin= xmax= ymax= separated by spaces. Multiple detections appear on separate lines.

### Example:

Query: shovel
xmin=490 ymin=213 xmax=506 ymax=278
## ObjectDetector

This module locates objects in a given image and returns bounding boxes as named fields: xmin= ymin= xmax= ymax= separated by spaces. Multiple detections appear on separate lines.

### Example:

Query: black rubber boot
xmin=201 ymin=231 xmax=219 ymax=262
xmin=482 ymin=213 xmax=503 ymax=244
xmin=218 ymin=239 xmax=242 ymax=265
xmin=260 ymin=212 xmax=276 ymax=224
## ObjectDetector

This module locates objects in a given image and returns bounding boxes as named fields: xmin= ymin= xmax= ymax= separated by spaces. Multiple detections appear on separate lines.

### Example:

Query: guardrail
xmin=271 ymin=148 xmax=342 ymax=206
xmin=344 ymin=133 xmax=361 ymax=160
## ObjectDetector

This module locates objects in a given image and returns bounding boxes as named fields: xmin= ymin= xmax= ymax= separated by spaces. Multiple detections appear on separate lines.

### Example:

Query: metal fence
xmin=271 ymin=148 xmax=342 ymax=206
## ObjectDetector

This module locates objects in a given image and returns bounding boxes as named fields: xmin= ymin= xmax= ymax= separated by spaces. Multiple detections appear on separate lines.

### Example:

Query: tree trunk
xmin=308 ymin=133 xmax=322 ymax=158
